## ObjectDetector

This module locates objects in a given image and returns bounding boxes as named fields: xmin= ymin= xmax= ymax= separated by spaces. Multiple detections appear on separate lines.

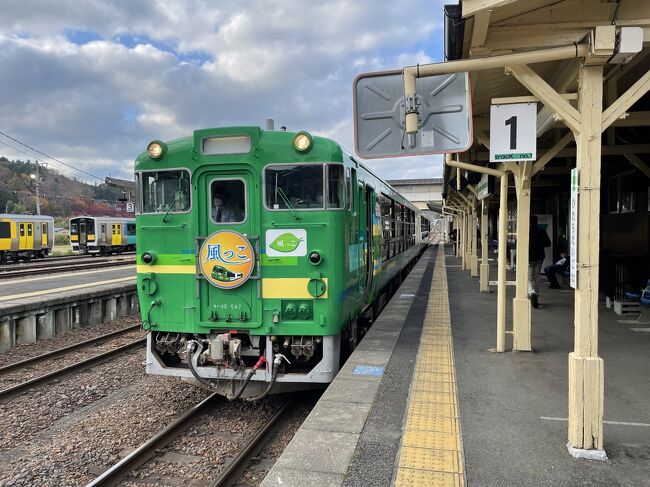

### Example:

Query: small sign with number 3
xmin=490 ymin=103 xmax=537 ymax=162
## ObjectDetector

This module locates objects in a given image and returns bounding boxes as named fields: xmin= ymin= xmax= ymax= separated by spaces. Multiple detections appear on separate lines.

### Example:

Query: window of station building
xmin=140 ymin=170 xmax=191 ymax=214
xmin=0 ymin=222 xmax=10 ymax=239
xmin=608 ymin=171 xmax=637 ymax=214
xmin=211 ymin=179 xmax=246 ymax=224
xmin=265 ymin=164 xmax=324 ymax=210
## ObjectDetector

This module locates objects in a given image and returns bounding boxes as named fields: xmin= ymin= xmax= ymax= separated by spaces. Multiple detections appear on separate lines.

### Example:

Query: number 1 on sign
xmin=505 ymin=116 xmax=517 ymax=150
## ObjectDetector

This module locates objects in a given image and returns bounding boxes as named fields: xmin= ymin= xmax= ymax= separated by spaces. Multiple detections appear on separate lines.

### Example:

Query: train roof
xmin=70 ymin=216 xmax=135 ymax=222
xmin=0 ymin=214 xmax=54 ymax=221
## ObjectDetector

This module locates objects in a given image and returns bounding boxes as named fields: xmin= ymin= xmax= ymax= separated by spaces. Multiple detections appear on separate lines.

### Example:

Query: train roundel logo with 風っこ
xmin=199 ymin=230 xmax=255 ymax=289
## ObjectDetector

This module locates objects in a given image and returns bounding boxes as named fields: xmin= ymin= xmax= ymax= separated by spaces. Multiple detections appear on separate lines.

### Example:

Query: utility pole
xmin=31 ymin=163 xmax=41 ymax=215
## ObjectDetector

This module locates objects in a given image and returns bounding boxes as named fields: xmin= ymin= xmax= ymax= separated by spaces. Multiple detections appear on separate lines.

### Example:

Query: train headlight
xmin=141 ymin=252 xmax=155 ymax=264
xmin=293 ymin=131 xmax=313 ymax=153
xmin=147 ymin=140 xmax=166 ymax=159
xmin=309 ymin=251 xmax=322 ymax=265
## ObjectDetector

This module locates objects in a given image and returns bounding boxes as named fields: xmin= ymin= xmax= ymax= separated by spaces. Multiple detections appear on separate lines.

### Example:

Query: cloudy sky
xmin=0 ymin=0 xmax=450 ymax=183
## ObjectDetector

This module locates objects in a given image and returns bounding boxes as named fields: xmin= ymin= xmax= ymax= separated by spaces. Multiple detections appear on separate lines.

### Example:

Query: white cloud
xmin=0 ymin=0 xmax=450 ymax=181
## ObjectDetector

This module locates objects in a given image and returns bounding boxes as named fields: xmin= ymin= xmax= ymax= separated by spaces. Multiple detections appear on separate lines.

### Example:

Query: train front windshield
xmin=141 ymin=170 xmax=191 ymax=213
xmin=264 ymin=164 xmax=344 ymax=210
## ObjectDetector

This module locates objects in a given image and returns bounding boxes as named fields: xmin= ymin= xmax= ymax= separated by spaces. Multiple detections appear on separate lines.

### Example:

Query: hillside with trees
xmin=0 ymin=157 xmax=131 ymax=218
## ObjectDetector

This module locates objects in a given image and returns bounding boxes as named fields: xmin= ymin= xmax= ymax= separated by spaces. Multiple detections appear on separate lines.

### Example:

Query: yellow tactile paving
xmin=402 ymin=431 xmax=462 ymax=451
xmin=395 ymin=468 xmax=464 ymax=487
xmin=395 ymin=245 xmax=465 ymax=487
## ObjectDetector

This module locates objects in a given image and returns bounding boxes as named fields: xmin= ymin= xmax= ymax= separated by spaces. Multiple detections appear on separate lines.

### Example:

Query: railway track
xmin=0 ymin=326 xmax=145 ymax=401
xmin=0 ymin=255 xmax=135 ymax=279
xmin=86 ymin=396 xmax=294 ymax=487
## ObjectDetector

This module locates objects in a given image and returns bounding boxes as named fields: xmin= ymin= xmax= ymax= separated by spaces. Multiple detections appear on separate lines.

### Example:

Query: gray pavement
xmin=447 ymin=247 xmax=650 ymax=486
xmin=0 ymin=265 xmax=135 ymax=298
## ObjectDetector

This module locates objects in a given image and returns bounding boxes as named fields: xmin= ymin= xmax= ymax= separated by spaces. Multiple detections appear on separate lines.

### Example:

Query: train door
xmin=25 ymin=223 xmax=34 ymax=249
xmin=198 ymin=170 xmax=259 ymax=328
xmin=41 ymin=223 xmax=48 ymax=247
xmin=362 ymin=185 xmax=375 ymax=302
xmin=111 ymin=224 xmax=118 ymax=246
xmin=18 ymin=223 xmax=26 ymax=249
xmin=79 ymin=222 xmax=87 ymax=246
xmin=98 ymin=224 xmax=106 ymax=245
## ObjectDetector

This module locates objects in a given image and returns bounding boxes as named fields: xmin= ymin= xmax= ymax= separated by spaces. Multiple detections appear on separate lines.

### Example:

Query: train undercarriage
xmin=146 ymin=331 xmax=340 ymax=399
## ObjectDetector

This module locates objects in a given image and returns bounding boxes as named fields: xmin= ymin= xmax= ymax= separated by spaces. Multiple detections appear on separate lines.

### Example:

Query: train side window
xmin=101 ymin=224 xmax=107 ymax=236
xmin=27 ymin=225 xmax=32 ymax=237
xmin=112 ymin=225 xmax=116 ymax=235
xmin=141 ymin=170 xmax=191 ymax=214
xmin=327 ymin=165 xmax=344 ymax=209
xmin=127 ymin=223 xmax=136 ymax=234
xmin=0 ymin=222 xmax=10 ymax=238
xmin=211 ymin=179 xmax=246 ymax=224
xmin=345 ymin=167 xmax=352 ymax=211
xmin=351 ymin=168 xmax=357 ymax=211
xmin=19 ymin=224 xmax=24 ymax=237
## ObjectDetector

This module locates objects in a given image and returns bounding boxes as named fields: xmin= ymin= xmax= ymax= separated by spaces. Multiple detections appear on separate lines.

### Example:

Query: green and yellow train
xmin=135 ymin=127 xmax=432 ymax=399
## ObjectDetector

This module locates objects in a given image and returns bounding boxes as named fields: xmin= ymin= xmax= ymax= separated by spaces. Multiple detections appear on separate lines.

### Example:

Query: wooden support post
xmin=462 ymin=209 xmax=470 ymax=271
xmin=512 ymin=161 xmax=532 ymax=352
xmin=480 ymin=199 xmax=490 ymax=292
xmin=471 ymin=198 xmax=479 ymax=277
xmin=496 ymin=173 xmax=508 ymax=352
xmin=568 ymin=64 xmax=605 ymax=455
xmin=455 ymin=216 xmax=460 ymax=257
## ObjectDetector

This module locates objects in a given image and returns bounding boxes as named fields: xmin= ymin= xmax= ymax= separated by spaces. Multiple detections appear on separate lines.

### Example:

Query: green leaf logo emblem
xmin=269 ymin=233 xmax=302 ymax=253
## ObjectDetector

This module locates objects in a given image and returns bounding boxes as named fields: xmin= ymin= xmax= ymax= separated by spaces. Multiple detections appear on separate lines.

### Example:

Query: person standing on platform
xmin=528 ymin=215 xmax=551 ymax=308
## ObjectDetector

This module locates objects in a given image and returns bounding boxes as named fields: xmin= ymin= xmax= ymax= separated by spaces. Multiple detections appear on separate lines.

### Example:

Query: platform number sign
xmin=490 ymin=103 xmax=537 ymax=162
xmin=126 ymin=202 xmax=135 ymax=213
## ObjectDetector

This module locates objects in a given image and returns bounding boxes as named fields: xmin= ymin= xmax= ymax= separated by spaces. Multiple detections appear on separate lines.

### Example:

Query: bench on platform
xmin=617 ymin=279 xmax=650 ymax=324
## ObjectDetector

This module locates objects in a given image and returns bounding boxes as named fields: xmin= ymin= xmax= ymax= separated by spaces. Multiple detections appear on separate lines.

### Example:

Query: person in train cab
xmin=545 ymin=244 xmax=570 ymax=289
xmin=528 ymin=215 xmax=551 ymax=309
xmin=212 ymin=189 xmax=241 ymax=223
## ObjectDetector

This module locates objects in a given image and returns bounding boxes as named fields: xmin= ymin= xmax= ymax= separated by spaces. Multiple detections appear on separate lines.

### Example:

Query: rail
xmin=0 ymin=337 xmax=145 ymax=401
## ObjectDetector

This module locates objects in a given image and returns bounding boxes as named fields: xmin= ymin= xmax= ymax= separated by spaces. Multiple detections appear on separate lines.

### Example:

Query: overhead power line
xmin=0 ymin=130 xmax=103 ymax=182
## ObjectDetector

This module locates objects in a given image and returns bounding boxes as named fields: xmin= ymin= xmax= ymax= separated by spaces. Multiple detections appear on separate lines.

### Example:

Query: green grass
xmin=52 ymin=245 xmax=73 ymax=256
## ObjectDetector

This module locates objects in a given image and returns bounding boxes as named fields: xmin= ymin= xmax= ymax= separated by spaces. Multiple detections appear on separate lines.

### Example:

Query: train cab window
xmin=0 ymin=222 xmax=10 ymax=238
xmin=211 ymin=179 xmax=246 ymax=224
xmin=70 ymin=223 xmax=78 ymax=234
xmin=265 ymin=164 xmax=324 ymax=210
xmin=327 ymin=165 xmax=344 ymax=209
xmin=141 ymin=170 xmax=191 ymax=214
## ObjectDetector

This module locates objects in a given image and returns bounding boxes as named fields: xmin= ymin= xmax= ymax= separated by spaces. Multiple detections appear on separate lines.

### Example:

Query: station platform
xmin=0 ymin=265 xmax=135 ymax=301
xmin=261 ymin=244 xmax=650 ymax=487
